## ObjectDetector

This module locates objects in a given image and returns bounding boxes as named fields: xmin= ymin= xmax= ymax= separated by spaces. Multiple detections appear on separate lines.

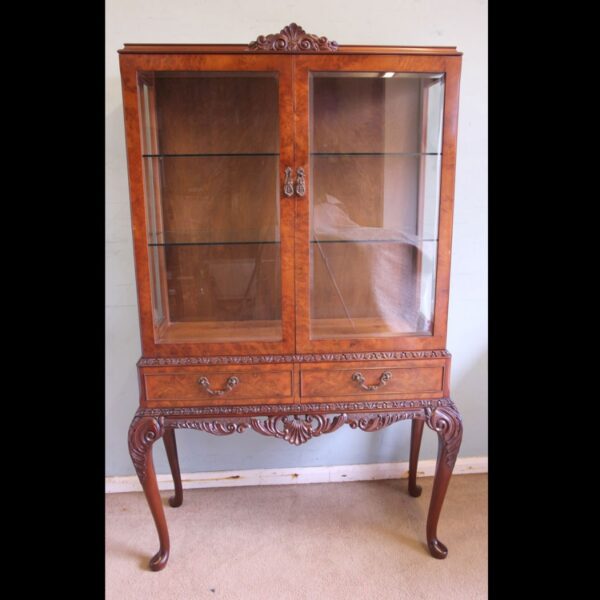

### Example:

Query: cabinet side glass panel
xmin=309 ymin=72 xmax=444 ymax=339
xmin=138 ymin=72 xmax=282 ymax=343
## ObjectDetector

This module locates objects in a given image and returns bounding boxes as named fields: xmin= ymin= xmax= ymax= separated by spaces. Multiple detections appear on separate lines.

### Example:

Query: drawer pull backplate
xmin=198 ymin=375 xmax=240 ymax=396
xmin=351 ymin=371 xmax=392 ymax=392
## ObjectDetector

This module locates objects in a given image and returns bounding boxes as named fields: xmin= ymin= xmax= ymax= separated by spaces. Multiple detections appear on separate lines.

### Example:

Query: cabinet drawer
xmin=300 ymin=361 xmax=445 ymax=400
xmin=144 ymin=366 xmax=294 ymax=406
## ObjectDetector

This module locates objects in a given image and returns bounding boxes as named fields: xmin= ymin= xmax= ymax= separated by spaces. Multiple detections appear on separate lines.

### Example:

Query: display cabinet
xmin=119 ymin=23 xmax=463 ymax=571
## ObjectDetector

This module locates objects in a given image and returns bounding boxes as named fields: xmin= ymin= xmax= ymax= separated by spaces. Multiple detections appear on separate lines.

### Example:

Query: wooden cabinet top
xmin=118 ymin=23 xmax=461 ymax=56
xmin=119 ymin=44 xmax=461 ymax=55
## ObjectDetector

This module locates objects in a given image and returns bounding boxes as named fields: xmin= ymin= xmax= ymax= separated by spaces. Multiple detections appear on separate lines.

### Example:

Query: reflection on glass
xmin=309 ymin=72 xmax=444 ymax=339
xmin=139 ymin=72 xmax=281 ymax=343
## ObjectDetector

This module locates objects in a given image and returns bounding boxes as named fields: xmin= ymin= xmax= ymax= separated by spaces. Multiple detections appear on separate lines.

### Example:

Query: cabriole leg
xmin=163 ymin=428 xmax=183 ymax=507
xmin=408 ymin=418 xmax=425 ymax=497
xmin=425 ymin=404 xmax=463 ymax=559
xmin=128 ymin=415 xmax=170 ymax=571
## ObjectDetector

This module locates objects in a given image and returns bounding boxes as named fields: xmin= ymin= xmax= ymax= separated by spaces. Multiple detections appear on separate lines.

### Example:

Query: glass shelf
xmin=143 ymin=152 xmax=280 ymax=158
xmin=311 ymin=152 xmax=441 ymax=157
xmin=311 ymin=226 xmax=437 ymax=245
xmin=310 ymin=239 xmax=437 ymax=244
xmin=149 ymin=241 xmax=279 ymax=246
xmin=149 ymin=240 xmax=435 ymax=246
xmin=148 ymin=229 xmax=280 ymax=246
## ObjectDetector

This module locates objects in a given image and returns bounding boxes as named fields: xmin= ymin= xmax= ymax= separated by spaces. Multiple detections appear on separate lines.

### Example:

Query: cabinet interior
xmin=140 ymin=72 xmax=282 ymax=343
xmin=309 ymin=72 xmax=444 ymax=339
xmin=138 ymin=69 xmax=444 ymax=344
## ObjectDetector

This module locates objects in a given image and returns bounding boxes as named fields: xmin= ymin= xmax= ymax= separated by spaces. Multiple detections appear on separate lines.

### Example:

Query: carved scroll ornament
xmin=128 ymin=416 xmax=164 ymax=483
xmin=160 ymin=411 xmax=432 ymax=446
xmin=424 ymin=404 xmax=463 ymax=468
xmin=249 ymin=23 xmax=338 ymax=52
xmin=129 ymin=402 xmax=461 ymax=450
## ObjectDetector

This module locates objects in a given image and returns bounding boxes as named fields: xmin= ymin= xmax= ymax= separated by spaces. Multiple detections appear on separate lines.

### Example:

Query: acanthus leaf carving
xmin=171 ymin=420 xmax=249 ymax=435
xmin=128 ymin=416 xmax=164 ymax=483
xmin=348 ymin=412 xmax=415 ymax=432
xmin=251 ymin=414 xmax=347 ymax=445
xmin=161 ymin=410 xmax=435 ymax=446
xmin=248 ymin=23 xmax=338 ymax=53
xmin=424 ymin=404 xmax=463 ymax=468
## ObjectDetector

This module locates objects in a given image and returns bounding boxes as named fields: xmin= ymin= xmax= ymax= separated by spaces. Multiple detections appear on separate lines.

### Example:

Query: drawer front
xmin=144 ymin=367 xmax=294 ymax=406
xmin=300 ymin=361 xmax=445 ymax=400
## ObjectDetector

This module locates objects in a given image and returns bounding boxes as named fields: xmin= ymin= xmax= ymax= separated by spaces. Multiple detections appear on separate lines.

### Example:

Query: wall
xmin=106 ymin=0 xmax=487 ymax=476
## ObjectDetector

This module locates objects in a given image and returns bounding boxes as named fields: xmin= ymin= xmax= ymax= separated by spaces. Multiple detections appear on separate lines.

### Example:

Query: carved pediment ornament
xmin=249 ymin=23 xmax=339 ymax=52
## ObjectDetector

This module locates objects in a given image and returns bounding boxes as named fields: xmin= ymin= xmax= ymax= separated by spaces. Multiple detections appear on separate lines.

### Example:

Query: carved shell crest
xmin=249 ymin=23 xmax=338 ymax=53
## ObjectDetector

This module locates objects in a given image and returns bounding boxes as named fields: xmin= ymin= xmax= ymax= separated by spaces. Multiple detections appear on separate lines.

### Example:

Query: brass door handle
xmin=198 ymin=375 xmax=240 ymax=396
xmin=283 ymin=166 xmax=294 ymax=197
xmin=351 ymin=371 xmax=392 ymax=391
xmin=295 ymin=167 xmax=306 ymax=197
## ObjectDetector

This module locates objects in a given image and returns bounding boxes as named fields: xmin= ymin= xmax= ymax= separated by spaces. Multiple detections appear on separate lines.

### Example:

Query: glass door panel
xmin=309 ymin=72 xmax=445 ymax=339
xmin=139 ymin=72 xmax=282 ymax=344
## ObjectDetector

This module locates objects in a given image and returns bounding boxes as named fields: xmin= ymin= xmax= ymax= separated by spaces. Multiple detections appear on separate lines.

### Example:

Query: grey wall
xmin=106 ymin=0 xmax=487 ymax=477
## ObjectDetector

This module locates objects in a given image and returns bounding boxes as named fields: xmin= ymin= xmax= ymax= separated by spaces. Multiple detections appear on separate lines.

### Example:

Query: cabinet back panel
xmin=310 ymin=242 xmax=417 ymax=321
xmin=152 ymin=74 xmax=279 ymax=154
xmin=146 ymin=155 xmax=279 ymax=244
xmin=162 ymin=243 xmax=281 ymax=323
xmin=312 ymin=76 xmax=421 ymax=153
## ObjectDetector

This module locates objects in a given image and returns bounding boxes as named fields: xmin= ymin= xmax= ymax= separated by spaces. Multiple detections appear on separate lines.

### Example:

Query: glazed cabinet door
xmin=120 ymin=54 xmax=295 ymax=356
xmin=294 ymin=54 xmax=461 ymax=353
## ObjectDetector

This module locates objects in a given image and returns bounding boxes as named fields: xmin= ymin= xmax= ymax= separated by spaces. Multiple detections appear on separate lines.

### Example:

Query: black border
xmin=14 ymin=2 xmax=106 ymax=593
xmin=488 ymin=2 xmax=569 ymax=595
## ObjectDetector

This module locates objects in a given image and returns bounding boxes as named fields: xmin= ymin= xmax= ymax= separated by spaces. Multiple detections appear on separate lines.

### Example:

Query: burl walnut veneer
xmin=119 ymin=23 xmax=463 ymax=572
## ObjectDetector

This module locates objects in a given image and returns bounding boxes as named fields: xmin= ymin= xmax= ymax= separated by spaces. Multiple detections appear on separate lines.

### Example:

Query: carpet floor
xmin=106 ymin=473 xmax=487 ymax=599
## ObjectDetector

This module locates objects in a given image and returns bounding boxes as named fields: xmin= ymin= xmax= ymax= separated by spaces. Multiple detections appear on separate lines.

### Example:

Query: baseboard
xmin=105 ymin=456 xmax=487 ymax=494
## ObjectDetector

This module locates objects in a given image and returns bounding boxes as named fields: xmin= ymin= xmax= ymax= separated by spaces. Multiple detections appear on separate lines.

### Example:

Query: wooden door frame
xmin=293 ymin=54 xmax=462 ymax=353
xmin=119 ymin=53 xmax=296 ymax=357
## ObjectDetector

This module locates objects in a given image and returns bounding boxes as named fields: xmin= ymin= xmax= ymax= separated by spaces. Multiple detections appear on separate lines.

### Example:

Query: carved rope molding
xmin=138 ymin=350 xmax=450 ymax=367
xmin=138 ymin=397 xmax=453 ymax=418
xmin=248 ymin=23 xmax=338 ymax=52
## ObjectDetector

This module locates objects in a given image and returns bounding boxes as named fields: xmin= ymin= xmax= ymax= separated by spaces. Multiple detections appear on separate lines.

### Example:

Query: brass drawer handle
xmin=283 ymin=166 xmax=294 ymax=197
xmin=198 ymin=375 xmax=240 ymax=396
xmin=295 ymin=167 xmax=306 ymax=197
xmin=351 ymin=371 xmax=392 ymax=391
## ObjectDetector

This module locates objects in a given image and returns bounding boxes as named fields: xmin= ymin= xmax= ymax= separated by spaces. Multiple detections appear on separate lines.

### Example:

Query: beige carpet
xmin=106 ymin=473 xmax=487 ymax=599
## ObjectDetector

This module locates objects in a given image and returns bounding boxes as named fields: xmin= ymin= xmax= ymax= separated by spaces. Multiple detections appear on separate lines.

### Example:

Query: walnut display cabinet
xmin=119 ymin=23 xmax=463 ymax=571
